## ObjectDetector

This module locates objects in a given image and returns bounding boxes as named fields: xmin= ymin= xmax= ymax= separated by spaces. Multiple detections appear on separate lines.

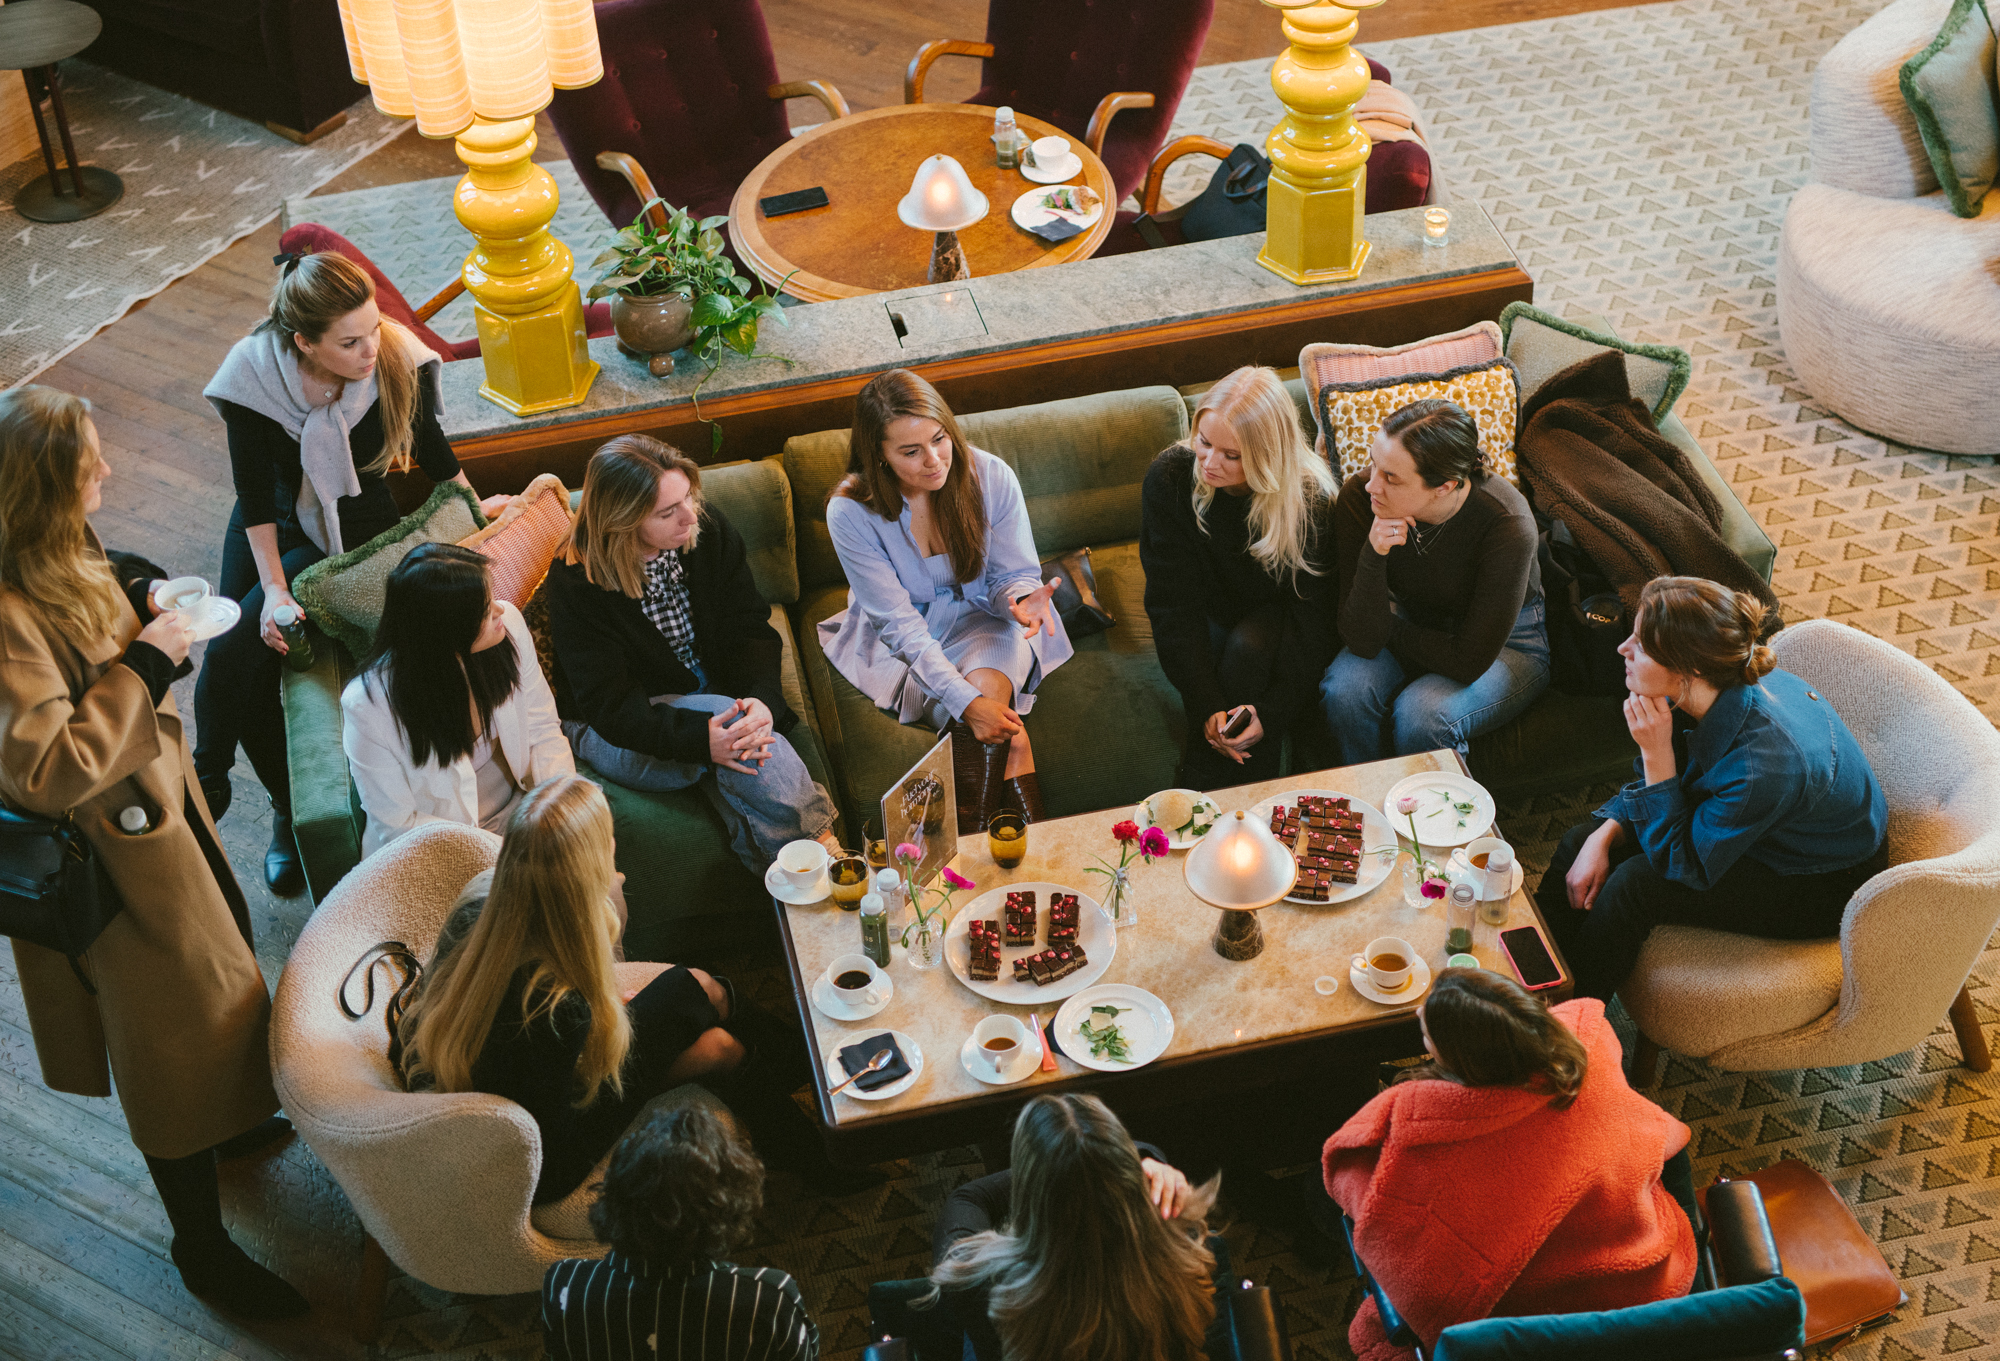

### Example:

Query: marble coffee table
xmin=774 ymin=749 xmax=1571 ymax=1163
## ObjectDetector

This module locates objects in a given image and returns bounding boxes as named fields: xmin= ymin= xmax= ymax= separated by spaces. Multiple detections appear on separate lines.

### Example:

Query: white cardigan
xmin=342 ymin=601 xmax=575 ymax=858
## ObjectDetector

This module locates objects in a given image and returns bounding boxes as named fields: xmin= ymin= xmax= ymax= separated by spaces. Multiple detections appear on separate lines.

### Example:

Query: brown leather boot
xmin=948 ymin=720 xmax=1010 ymax=835
xmin=1004 ymin=771 xmax=1048 ymax=822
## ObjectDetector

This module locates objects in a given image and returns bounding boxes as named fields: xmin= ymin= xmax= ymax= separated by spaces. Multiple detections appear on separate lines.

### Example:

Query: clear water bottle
xmin=874 ymin=868 xmax=906 ymax=937
xmin=1478 ymin=844 xmax=1514 ymax=926
xmin=991 ymin=106 xmax=1027 ymax=169
xmin=1447 ymin=881 xmax=1476 ymax=955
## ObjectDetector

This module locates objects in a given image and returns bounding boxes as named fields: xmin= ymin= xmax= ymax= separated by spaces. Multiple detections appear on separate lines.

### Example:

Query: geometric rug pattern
xmin=0 ymin=65 xmax=408 ymax=388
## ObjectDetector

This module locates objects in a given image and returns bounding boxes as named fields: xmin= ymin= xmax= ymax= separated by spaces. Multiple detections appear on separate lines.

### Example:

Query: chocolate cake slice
xmin=1047 ymin=893 xmax=1080 ymax=945
xmin=1012 ymin=944 xmax=1090 ymax=986
xmin=966 ymin=919 xmax=1002 ymax=981
xmin=1003 ymin=890 xmax=1038 ymax=946
xmin=1291 ymin=879 xmax=1331 ymax=902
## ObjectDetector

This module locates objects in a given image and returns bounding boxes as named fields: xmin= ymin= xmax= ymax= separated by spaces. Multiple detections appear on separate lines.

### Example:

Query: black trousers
xmin=192 ymin=505 xmax=323 ymax=813
xmin=1178 ymin=604 xmax=1299 ymax=792
xmin=1535 ymin=818 xmax=1877 ymax=1002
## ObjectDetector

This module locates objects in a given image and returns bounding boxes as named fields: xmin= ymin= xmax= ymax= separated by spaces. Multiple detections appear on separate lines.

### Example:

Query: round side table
xmin=728 ymin=105 xmax=1116 ymax=303
xmin=0 ymin=0 xmax=122 ymax=223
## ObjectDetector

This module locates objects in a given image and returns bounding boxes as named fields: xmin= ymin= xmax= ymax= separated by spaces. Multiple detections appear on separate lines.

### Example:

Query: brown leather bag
xmin=1698 ymin=1156 xmax=1906 ymax=1347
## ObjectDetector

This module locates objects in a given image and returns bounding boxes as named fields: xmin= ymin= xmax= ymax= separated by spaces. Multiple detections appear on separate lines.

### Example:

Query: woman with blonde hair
xmin=545 ymin=435 xmax=837 ymax=872
xmin=0 ymin=386 xmax=306 ymax=1316
xmin=910 ymin=1093 xmax=1228 ymax=1361
xmin=1536 ymin=575 xmax=1885 ymax=1001
xmin=1140 ymin=365 xmax=1338 ymax=787
xmin=1326 ymin=969 xmax=1696 ymax=1358
xmin=194 ymin=250 xmax=507 ymax=893
xmin=821 ymin=369 xmax=1069 ymax=830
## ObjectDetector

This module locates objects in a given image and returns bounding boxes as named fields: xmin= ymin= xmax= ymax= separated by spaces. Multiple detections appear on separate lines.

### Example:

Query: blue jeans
xmin=1319 ymin=597 xmax=1551 ymax=765
xmin=565 ymin=693 xmax=837 ymax=872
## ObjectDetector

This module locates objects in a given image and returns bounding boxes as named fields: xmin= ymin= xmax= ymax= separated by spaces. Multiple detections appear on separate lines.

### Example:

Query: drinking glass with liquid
xmin=987 ymin=811 xmax=1026 ymax=869
xmin=829 ymin=854 xmax=870 ymax=910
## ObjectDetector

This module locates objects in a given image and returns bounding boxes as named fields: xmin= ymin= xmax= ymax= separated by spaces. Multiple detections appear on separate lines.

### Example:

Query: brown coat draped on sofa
xmin=0 ymin=565 xmax=277 ymax=1159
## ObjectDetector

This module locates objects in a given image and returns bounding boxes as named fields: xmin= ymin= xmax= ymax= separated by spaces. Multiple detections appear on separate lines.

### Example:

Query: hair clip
xmin=272 ymin=250 xmax=302 ymax=274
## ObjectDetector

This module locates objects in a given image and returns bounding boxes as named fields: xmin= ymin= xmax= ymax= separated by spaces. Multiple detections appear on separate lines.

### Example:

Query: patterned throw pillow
xmin=290 ymin=482 xmax=485 ymax=659
xmin=459 ymin=472 xmax=572 ymax=609
xmin=1318 ymin=358 xmax=1523 ymax=488
xmin=1299 ymin=321 xmax=1503 ymax=459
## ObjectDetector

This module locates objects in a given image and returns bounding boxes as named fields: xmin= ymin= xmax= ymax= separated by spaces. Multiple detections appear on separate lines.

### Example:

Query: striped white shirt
xmin=542 ymin=1253 xmax=819 ymax=1361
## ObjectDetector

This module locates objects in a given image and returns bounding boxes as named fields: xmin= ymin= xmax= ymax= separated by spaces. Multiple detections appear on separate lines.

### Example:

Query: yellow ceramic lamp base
xmin=453 ymin=116 xmax=598 ymax=415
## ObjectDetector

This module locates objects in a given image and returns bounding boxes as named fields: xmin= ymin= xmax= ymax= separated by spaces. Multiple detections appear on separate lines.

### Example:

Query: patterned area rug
xmin=0 ymin=66 xmax=407 ymax=387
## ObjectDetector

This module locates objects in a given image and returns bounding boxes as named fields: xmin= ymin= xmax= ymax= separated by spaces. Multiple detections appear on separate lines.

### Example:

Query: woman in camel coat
xmin=0 ymin=385 xmax=306 ymax=1317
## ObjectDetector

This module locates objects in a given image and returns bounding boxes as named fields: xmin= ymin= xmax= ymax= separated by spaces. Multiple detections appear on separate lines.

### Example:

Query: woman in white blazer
xmin=342 ymin=543 xmax=574 ymax=858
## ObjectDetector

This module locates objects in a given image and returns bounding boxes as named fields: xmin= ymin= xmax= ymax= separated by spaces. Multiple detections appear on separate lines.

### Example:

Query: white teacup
xmin=157 ymin=575 xmax=211 ymax=614
xmin=776 ymin=839 xmax=829 ymax=892
xmin=1464 ymin=836 xmax=1514 ymax=898
xmin=824 ymin=953 xmax=887 ymax=1009
xmin=1030 ymin=135 xmax=1071 ymax=170
xmin=1352 ymin=936 xmax=1416 ymax=994
xmin=972 ymin=1014 xmax=1029 ymax=1078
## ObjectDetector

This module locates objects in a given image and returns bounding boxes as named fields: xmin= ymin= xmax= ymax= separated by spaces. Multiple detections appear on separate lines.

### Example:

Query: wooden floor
xmin=5 ymin=0 xmax=1658 ymax=1356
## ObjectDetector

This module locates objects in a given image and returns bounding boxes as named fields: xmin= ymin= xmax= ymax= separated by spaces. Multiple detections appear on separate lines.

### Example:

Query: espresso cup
xmin=1030 ymin=135 xmax=1071 ymax=170
xmin=972 ymin=1014 xmax=1030 ymax=1077
xmin=1465 ymin=836 xmax=1513 ymax=898
xmin=776 ymin=839 xmax=829 ymax=893
xmin=158 ymin=575 xmax=210 ymax=614
xmin=1352 ymin=936 xmax=1416 ymax=994
xmin=824 ymin=953 xmax=887 ymax=1009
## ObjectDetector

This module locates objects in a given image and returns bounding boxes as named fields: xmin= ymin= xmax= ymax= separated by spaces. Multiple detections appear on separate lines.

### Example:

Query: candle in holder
xmin=1422 ymin=206 xmax=1450 ymax=248
xmin=988 ymin=812 xmax=1026 ymax=869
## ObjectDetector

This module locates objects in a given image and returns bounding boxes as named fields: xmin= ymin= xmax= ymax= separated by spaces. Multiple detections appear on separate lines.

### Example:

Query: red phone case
xmin=1498 ymin=926 xmax=1564 ymax=992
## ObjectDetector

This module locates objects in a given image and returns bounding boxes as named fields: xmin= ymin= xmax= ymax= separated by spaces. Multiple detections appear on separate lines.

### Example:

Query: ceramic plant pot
xmin=610 ymin=292 xmax=695 ymax=376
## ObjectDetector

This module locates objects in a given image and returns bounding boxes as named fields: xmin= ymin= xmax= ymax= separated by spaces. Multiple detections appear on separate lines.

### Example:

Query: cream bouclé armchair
xmin=1622 ymin=620 xmax=2000 ymax=1082
xmin=269 ymin=821 xmax=709 ymax=1339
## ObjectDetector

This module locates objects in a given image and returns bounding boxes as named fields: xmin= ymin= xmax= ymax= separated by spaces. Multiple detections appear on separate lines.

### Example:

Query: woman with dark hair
xmin=821 ymin=369 xmax=1069 ymax=830
xmin=341 ymin=542 xmax=573 ymax=857
xmin=541 ymin=1104 xmax=819 ymax=1360
xmin=1325 ymin=969 xmax=1695 ymax=1358
xmin=1318 ymin=399 xmax=1549 ymax=763
xmin=1536 ymin=575 xmax=1886 ymax=1001
xmin=197 ymin=250 xmax=506 ymax=892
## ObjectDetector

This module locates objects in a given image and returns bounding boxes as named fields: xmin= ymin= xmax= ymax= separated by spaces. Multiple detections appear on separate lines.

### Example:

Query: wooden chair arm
xmin=1140 ymin=134 xmax=1232 ymax=216
xmin=1085 ymin=91 xmax=1154 ymax=156
xmin=595 ymin=151 xmax=668 ymax=229
xmin=905 ymin=39 xmax=994 ymax=104
xmin=768 ymin=79 xmax=852 ymax=122
xmin=413 ymin=278 xmax=465 ymax=323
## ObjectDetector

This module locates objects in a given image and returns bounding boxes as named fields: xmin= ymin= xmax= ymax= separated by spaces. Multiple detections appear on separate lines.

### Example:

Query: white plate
xmin=1053 ymin=983 xmax=1174 ymax=1072
xmin=179 ymin=595 xmax=241 ymax=643
xmin=1009 ymin=184 xmax=1104 ymax=232
xmin=824 ymin=1029 xmax=923 ymax=1101
xmin=810 ymin=972 xmax=892 ymax=1023
xmin=1349 ymin=954 xmax=1432 ymax=1007
xmin=1445 ymin=847 xmax=1525 ymax=898
xmin=1019 ymin=153 xmax=1083 ymax=184
xmin=1134 ymin=789 xmax=1222 ymax=851
xmin=1261 ymin=789 xmax=1399 ymax=906
xmin=765 ymin=861 xmax=831 ymax=905
xmin=1384 ymin=771 xmax=1496 ymax=848
xmin=944 ymin=880 xmax=1116 ymax=1004
xmin=959 ymin=1030 xmax=1042 ymax=1086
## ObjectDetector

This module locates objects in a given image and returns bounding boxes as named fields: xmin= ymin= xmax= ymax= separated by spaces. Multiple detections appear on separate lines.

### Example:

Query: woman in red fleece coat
xmin=1325 ymin=969 xmax=1695 ymax=1361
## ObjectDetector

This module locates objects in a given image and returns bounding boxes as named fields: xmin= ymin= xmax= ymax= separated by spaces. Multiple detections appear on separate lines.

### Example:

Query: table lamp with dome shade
xmin=1183 ymin=809 xmax=1297 ymax=960
xmin=898 ymin=155 xmax=988 ymax=284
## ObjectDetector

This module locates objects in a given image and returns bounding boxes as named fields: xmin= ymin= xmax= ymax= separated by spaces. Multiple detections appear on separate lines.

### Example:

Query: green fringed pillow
xmin=1899 ymin=0 xmax=2000 ymax=219
xmin=290 ymin=481 xmax=486 ymax=659
xmin=1499 ymin=303 xmax=1691 ymax=426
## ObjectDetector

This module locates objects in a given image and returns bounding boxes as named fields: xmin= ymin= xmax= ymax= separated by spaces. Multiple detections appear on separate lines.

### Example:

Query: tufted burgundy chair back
xmin=972 ymin=0 xmax=1214 ymax=205
xmin=547 ymin=0 xmax=792 ymax=236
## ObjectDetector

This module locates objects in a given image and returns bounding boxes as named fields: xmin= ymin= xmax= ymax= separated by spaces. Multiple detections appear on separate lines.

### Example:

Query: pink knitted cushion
xmin=1299 ymin=322 xmax=1504 ymax=456
xmin=459 ymin=473 xmax=572 ymax=610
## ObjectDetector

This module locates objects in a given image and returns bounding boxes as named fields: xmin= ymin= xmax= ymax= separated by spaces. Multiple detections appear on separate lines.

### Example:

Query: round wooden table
xmin=0 ymin=0 xmax=122 ymax=222
xmin=728 ymin=104 xmax=1116 ymax=303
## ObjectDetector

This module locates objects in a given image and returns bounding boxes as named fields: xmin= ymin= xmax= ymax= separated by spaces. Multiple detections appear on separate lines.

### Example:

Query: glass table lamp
xmin=898 ymin=154 xmax=989 ymax=283
xmin=1183 ymin=809 xmax=1297 ymax=960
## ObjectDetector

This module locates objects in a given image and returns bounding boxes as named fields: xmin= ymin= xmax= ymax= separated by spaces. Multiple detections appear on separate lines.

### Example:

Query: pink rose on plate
xmin=1138 ymin=826 xmax=1171 ymax=860
xmin=941 ymin=866 xmax=976 ymax=891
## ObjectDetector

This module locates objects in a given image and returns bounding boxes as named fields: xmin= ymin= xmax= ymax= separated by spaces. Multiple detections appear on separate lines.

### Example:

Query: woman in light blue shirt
xmin=1536 ymin=576 xmax=1886 ymax=1001
xmin=819 ymin=370 xmax=1070 ymax=831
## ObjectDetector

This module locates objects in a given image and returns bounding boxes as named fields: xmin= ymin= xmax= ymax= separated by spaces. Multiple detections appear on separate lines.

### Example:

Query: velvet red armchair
xmin=905 ymin=0 xmax=1215 ymax=207
xmin=543 ymin=0 xmax=849 ymax=251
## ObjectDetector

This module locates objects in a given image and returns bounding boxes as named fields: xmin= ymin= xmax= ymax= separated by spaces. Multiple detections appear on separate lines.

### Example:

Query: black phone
xmin=1499 ymin=925 xmax=1564 ymax=992
xmin=1222 ymin=706 xmax=1254 ymax=739
xmin=760 ymin=186 xmax=830 ymax=217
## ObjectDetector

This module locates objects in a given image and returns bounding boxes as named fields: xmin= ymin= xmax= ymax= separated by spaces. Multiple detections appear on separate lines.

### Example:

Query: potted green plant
xmin=586 ymin=198 xmax=789 ymax=386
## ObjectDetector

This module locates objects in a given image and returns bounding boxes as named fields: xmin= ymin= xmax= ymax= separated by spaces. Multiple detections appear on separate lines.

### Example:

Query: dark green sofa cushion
xmin=1431 ymin=1276 xmax=1806 ymax=1361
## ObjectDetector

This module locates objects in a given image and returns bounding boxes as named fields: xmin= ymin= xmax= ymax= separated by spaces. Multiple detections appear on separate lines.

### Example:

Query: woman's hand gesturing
xmin=1009 ymin=578 xmax=1061 ymax=640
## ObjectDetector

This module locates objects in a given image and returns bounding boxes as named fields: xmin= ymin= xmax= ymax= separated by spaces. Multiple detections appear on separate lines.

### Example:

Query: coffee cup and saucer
xmin=766 ymin=839 xmax=832 ymax=904
xmin=157 ymin=575 xmax=241 ymax=642
xmin=1020 ymin=135 xmax=1083 ymax=184
xmin=1447 ymin=836 xmax=1523 ymax=898
xmin=1349 ymin=935 xmax=1432 ymax=1005
xmin=812 ymin=953 xmax=894 ymax=1021
xmin=959 ymin=1014 xmax=1039 ymax=1086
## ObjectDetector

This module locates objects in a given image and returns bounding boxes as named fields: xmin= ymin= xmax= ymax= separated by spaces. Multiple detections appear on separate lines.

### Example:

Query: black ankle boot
xmin=264 ymin=806 xmax=304 ymax=897
xmin=198 ymin=772 xmax=232 ymax=823
xmin=146 ymin=1149 xmax=309 ymax=1319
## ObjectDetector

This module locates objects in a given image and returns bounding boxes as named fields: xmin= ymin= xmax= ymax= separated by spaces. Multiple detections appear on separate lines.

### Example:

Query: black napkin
xmin=1027 ymin=217 xmax=1085 ymax=243
xmin=837 ymin=1033 xmax=910 ymax=1091
xmin=1042 ymin=1018 xmax=1070 ymax=1062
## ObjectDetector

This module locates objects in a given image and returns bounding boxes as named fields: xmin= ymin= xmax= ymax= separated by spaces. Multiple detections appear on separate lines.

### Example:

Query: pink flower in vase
xmin=941 ymin=867 xmax=976 ymax=891
xmin=1395 ymin=796 xmax=1420 ymax=816
xmin=1421 ymin=876 xmax=1448 ymax=899
xmin=894 ymin=842 xmax=922 ymax=865
xmin=1138 ymin=826 xmax=1170 ymax=861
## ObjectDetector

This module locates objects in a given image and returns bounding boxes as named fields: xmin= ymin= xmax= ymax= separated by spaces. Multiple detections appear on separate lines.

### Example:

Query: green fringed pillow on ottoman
xmin=289 ymin=482 xmax=486 ymax=658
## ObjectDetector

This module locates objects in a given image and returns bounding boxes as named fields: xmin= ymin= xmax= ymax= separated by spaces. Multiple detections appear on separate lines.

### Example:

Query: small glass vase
xmin=1402 ymin=850 xmax=1449 ymax=909
xmin=1106 ymin=866 xmax=1137 ymax=928
xmin=904 ymin=920 xmax=945 ymax=970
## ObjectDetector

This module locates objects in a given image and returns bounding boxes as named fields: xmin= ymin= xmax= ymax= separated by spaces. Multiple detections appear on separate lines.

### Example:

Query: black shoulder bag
xmin=339 ymin=941 xmax=424 ymax=1071
xmin=1537 ymin=517 xmax=1632 ymax=697
xmin=0 ymin=802 xmax=124 ymax=992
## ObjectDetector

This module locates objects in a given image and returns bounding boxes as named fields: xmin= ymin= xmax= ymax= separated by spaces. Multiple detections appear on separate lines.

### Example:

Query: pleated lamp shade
xmin=338 ymin=0 xmax=602 ymax=137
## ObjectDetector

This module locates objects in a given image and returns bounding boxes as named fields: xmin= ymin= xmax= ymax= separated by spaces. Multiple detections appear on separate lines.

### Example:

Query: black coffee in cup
xmin=834 ymin=970 xmax=873 ymax=991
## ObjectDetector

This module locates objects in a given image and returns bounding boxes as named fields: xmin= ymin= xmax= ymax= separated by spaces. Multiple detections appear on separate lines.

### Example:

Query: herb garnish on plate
xmin=1079 ymin=1005 xmax=1134 ymax=1062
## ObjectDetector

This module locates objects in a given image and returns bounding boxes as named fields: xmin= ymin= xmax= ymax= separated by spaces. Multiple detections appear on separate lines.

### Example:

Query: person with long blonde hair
xmin=0 ymin=386 xmax=307 ymax=1317
xmin=821 ymin=370 xmax=1069 ymax=831
xmin=193 ymin=249 xmax=507 ymax=894
xmin=1140 ymin=366 xmax=1338 ymax=788
xmin=1536 ymin=575 xmax=1885 ymax=1001
xmin=906 ymin=1094 xmax=1228 ymax=1361
xmin=545 ymin=435 xmax=838 ymax=872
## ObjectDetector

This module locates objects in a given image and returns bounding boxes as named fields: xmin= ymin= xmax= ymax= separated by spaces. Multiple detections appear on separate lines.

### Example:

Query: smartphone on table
xmin=1498 ymin=925 xmax=1564 ymax=992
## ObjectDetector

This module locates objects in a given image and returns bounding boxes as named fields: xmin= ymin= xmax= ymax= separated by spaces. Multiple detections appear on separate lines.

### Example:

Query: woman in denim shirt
xmin=1536 ymin=576 xmax=1886 ymax=1001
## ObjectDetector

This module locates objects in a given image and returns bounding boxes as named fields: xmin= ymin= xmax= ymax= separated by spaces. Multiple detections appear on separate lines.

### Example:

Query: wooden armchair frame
xmin=904 ymin=39 xmax=1154 ymax=157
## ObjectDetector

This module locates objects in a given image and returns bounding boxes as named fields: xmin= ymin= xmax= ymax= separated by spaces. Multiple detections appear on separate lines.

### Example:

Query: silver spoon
xmin=828 ymin=1048 xmax=894 ymax=1095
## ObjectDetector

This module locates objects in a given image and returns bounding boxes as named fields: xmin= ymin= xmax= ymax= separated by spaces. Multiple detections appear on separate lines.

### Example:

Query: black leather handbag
xmin=0 ymin=801 xmax=122 ymax=991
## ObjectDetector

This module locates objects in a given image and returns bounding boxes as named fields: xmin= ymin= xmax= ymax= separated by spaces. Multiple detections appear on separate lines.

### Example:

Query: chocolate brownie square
xmin=1048 ymin=893 xmax=1080 ymax=945
xmin=1003 ymin=891 xmax=1038 ymax=946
